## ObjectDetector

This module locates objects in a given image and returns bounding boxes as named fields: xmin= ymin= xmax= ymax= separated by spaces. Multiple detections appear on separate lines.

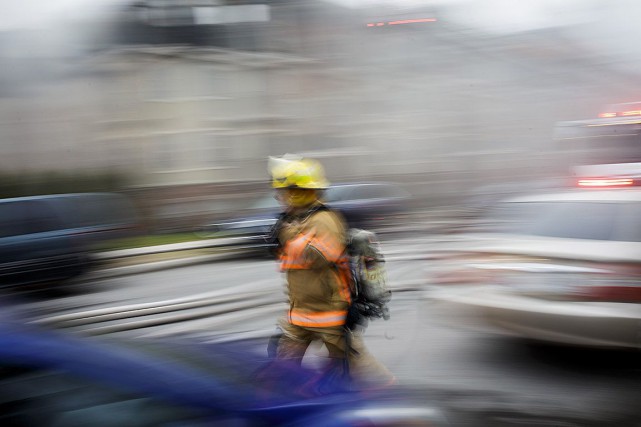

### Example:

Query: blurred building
xmin=0 ymin=0 xmax=638 ymax=227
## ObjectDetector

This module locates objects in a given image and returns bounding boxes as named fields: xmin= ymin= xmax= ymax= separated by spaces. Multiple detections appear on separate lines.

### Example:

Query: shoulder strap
xmin=305 ymin=203 xmax=329 ymax=216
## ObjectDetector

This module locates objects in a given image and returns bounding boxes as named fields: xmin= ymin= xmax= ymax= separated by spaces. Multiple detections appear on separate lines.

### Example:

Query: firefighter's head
xmin=269 ymin=155 xmax=329 ymax=209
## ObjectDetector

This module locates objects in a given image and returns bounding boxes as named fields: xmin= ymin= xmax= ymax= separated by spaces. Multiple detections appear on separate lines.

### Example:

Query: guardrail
xmin=93 ymin=213 xmax=462 ymax=263
xmin=34 ymin=278 xmax=425 ymax=336
xmin=94 ymin=236 xmax=267 ymax=261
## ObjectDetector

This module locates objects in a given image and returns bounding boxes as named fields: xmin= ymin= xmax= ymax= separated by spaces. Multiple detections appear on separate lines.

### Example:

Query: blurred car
xmin=0 ymin=305 xmax=447 ymax=426
xmin=0 ymin=193 xmax=140 ymax=288
xmin=460 ymin=178 xmax=566 ymax=219
xmin=197 ymin=182 xmax=412 ymax=249
xmin=428 ymin=185 xmax=641 ymax=349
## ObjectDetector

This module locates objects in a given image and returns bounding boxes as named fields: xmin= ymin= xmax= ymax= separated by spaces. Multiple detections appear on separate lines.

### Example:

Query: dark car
xmin=0 ymin=193 xmax=140 ymax=287
xmin=197 ymin=182 xmax=412 ymax=248
xmin=0 ymin=306 xmax=447 ymax=426
xmin=323 ymin=182 xmax=412 ymax=227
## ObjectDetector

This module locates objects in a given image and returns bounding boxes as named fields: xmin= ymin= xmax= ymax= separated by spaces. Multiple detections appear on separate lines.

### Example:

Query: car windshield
xmin=246 ymin=184 xmax=407 ymax=209
xmin=482 ymin=200 xmax=641 ymax=242
xmin=323 ymin=186 xmax=352 ymax=202
xmin=247 ymin=194 xmax=280 ymax=210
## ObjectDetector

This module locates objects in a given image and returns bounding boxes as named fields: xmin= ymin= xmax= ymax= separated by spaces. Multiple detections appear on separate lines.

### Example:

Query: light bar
xmin=367 ymin=18 xmax=436 ymax=27
xmin=388 ymin=18 xmax=437 ymax=25
xmin=577 ymin=178 xmax=634 ymax=187
xmin=598 ymin=110 xmax=641 ymax=118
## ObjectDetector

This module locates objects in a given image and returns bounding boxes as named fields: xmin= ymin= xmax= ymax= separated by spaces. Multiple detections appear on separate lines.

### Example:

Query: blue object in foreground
xmin=0 ymin=307 xmax=447 ymax=426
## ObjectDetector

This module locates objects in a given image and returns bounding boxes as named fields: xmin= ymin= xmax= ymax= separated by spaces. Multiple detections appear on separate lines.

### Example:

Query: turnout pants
xmin=276 ymin=318 xmax=396 ymax=390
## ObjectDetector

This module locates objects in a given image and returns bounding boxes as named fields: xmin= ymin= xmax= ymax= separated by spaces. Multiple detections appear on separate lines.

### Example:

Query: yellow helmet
xmin=269 ymin=155 xmax=330 ymax=189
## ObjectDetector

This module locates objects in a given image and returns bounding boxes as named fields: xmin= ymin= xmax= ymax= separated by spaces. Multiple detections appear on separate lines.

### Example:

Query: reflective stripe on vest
xmin=309 ymin=237 xmax=344 ymax=263
xmin=288 ymin=309 xmax=348 ymax=327
xmin=280 ymin=231 xmax=346 ymax=271
xmin=280 ymin=232 xmax=314 ymax=270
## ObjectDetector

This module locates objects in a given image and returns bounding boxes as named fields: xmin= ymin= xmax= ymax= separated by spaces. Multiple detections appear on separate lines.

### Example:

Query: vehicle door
xmin=0 ymin=199 xmax=77 ymax=285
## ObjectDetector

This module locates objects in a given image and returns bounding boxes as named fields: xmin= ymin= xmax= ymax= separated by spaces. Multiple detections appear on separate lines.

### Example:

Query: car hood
xmin=440 ymin=233 xmax=641 ymax=263
xmin=0 ymin=308 xmax=359 ymax=415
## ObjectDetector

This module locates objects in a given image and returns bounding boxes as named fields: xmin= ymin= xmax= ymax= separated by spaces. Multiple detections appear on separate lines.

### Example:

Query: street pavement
xmin=17 ymin=221 xmax=641 ymax=427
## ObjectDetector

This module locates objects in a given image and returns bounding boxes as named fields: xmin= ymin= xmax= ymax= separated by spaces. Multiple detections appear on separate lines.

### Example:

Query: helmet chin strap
xmin=284 ymin=188 xmax=318 ymax=208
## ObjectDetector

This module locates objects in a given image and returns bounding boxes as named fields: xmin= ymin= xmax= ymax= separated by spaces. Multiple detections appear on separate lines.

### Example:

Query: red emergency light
xmin=597 ymin=111 xmax=641 ymax=118
xmin=577 ymin=178 xmax=635 ymax=188
xmin=598 ymin=102 xmax=641 ymax=118
xmin=366 ymin=18 xmax=436 ymax=27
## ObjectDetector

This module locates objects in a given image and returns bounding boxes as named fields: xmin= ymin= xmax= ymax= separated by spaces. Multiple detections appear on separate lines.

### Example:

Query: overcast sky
xmin=2 ymin=0 xmax=641 ymax=72
xmin=325 ymin=0 xmax=595 ymax=32
xmin=0 ymin=0 xmax=121 ymax=31
xmin=0 ymin=0 xmax=594 ymax=32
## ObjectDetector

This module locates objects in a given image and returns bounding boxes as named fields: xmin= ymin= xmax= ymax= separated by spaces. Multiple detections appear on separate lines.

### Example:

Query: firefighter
xmin=267 ymin=155 xmax=396 ymax=391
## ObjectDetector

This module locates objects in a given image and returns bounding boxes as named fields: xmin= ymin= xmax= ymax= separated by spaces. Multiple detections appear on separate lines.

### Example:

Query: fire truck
xmin=554 ymin=101 xmax=641 ymax=172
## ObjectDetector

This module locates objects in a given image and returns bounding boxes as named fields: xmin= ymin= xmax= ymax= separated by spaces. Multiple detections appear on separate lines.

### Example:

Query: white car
xmin=427 ymin=187 xmax=641 ymax=349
